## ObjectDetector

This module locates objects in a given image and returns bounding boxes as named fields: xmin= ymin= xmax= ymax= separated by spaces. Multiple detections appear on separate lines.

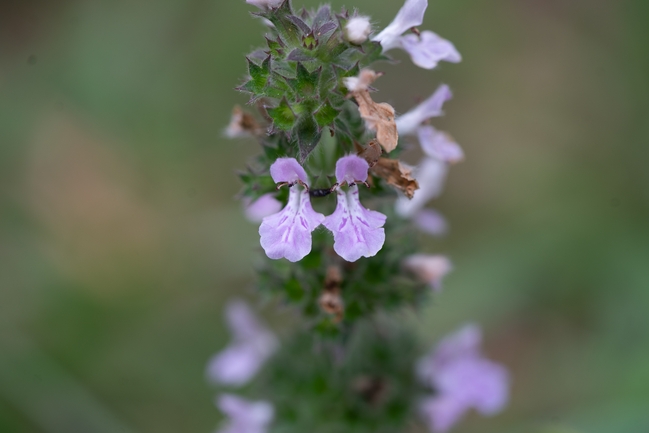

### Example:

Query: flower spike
xmin=260 ymin=158 xmax=325 ymax=262
xmin=323 ymin=155 xmax=386 ymax=262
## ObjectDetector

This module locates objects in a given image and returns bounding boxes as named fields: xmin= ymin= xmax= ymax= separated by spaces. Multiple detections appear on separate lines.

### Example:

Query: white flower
xmin=372 ymin=0 xmax=461 ymax=70
xmin=345 ymin=16 xmax=372 ymax=44
xmin=396 ymin=84 xmax=452 ymax=136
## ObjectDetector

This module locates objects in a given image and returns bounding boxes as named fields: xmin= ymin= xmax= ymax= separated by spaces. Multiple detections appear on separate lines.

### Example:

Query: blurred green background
xmin=1 ymin=0 xmax=648 ymax=432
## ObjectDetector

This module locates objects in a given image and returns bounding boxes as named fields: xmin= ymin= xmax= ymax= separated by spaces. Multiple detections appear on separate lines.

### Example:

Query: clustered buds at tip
xmin=372 ymin=0 xmax=461 ymax=70
xmin=216 ymin=394 xmax=274 ymax=433
xmin=417 ymin=325 xmax=509 ymax=433
xmin=344 ymin=16 xmax=372 ymax=45
xmin=207 ymin=301 xmax=277 ymax=386
xmin=403 ymin=254 xmax=452 ymax=291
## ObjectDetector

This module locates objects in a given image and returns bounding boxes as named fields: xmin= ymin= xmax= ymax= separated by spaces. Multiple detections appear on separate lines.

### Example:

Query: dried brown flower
xmin=371 ymin=158 xmax=419 ymax=199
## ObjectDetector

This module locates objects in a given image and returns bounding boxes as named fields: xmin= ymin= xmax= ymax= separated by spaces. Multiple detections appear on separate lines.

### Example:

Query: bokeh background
xmin=1 ymin=0 xmax=648 ymax=432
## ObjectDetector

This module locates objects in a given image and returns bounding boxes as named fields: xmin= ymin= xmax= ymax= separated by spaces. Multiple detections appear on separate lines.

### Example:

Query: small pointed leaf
xmin=314 ymin=100 xmax=340 ymax=127
xmin=267 ymin=98 xmax=296 ymax=131
xmin=295 ymin=115 xmax=321 ymax=162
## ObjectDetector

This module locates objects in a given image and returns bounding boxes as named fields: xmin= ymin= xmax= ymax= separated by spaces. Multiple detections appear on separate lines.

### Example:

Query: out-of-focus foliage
xmin=1 ymin=1 xmax=648 ymax=433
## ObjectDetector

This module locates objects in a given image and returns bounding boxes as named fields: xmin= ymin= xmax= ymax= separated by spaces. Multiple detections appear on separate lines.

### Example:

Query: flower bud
xmin=345 ymin=16 xmax=372 ymax=45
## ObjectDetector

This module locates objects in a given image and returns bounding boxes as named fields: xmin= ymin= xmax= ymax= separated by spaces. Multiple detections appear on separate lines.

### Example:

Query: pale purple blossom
xmin=323 ymin=155 xmax=386 ymax=262
xmin=245 ymin=0 xmax=283 ymax=10
xmin=396 ymin=84 xmax=452 ymax=136
xmin=243 ymin=194 xmax=283 ymax=223
xmin=418 ymin=126 xmax=464 ymax=164
xmin=216 ymin=394 xmax=274 ymax=433
xmin=403 ymin=254 xmax=452 ymax=291
xmin=417 ymin=325 xmax=509 ymax=433
xmin=372 ymin=0 xmax=461 ymax=70
xmin=345 ymin=16 xmax=372 ymax=44
xmin=207 ymin=301 xmax=277 ymax=387
xmin=413 ymin=208 xmax=448 ymax=236
xmin=259 ymin=158 xmax=325 ymax=262
xmin=396 ymin=157 xmax=447 ymax=217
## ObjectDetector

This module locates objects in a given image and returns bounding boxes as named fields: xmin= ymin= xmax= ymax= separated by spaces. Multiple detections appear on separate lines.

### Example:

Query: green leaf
xmin=264 ymin=0 xmax=302 ymax=45
xmin=239 ymin=55 xmax=271 ymax=95
xmin=295 ymin=115 xmax=321 ymax=162
xmin=267 ymin=97 xmax=296 ymax=131
xmin=314 ymin=99 xmax=340 ymax=127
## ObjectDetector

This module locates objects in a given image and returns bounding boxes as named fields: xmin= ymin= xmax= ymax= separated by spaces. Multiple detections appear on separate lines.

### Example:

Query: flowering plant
xmin=209 ymin=1 xmax=509 ymax=431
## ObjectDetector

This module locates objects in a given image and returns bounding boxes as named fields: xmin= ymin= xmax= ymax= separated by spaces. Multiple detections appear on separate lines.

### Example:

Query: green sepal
xmin=238 ymin=55 xmax=271 ymax=95
xmin=264 ymin=0 xmax=302 ymax=45
xmin=267 ymin=97 xmax=296 ymax=131
xmin=314 ymin=99 xmax=340 ymax=127
xmin=295 ymin=114 xmax=321 ymax=162
xmin=285 ymin=62 xmax=321 ymax=97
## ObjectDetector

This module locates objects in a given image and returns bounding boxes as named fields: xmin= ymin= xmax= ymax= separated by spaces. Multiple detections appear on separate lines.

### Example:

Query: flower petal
xmin=207 ymin=301 xmax=277 ymax=386
xmin=419 ymin=395 xmax=467 ymax=433
xmin=395 ymin=157 xmax=448 ymax=217
xmin=244 ymin=194 xmax=283 ymax=223
xmin=269 ymin=157 xmax=309 ymax=185
xmin=217 ymin=394 xmax=274 ymax=433
xmin=403 ymin=254 xmax=452 ymax=291
xmin=396 ymin=84 xmax=452 ymax=136
xmin=335 ymin=154 xmax=370 ymax=185
xmin=418 ymin=126 xmax=464 ymax=164
xmin=323 ymin=185 xmax=386 ymax=262
xmin=400 ymin=30 xmax=461 ymax=70
xmin=259 ymin=186 xmax=324 ymax=262
xmin=373 ymin=0 xmax=428 ymax=50
xmin=413 ymin=208 xmax=448 ymax=236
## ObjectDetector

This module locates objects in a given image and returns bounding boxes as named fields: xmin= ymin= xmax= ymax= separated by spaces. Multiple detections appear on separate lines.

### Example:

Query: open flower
xmin=413 ymin=208 xmax=447 ymax=236
xmin=259 ymin=158 xmax=325 ymax=262
xmin=216 ymin=394 xmax=274 ymax=433
xmin=323 ymin=155 xmax=386 ymax=262
xmin=403 ymin=254 xmax=452 ymax=291
xmin=396 ymin=84 xmax=452 ymax=136
xmin=244 ymin=0 xmax=283 ymax=10
xmin=395 ymin=85 xmax=463 ymax=219
xmin=207 ymin=300 xmax=277 ymax=387
xmin=372 ymin=0 xmax=461 ymax=69
xmin=417 ymin=325 xmax=509 ymax=433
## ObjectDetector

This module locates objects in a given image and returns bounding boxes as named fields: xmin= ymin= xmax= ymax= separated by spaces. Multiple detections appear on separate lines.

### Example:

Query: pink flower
xmin=417 ymin=325 xmax=509 ymax=433
xmin=216 ymin=394 xmax=273 ymax=433
xmin=323 ymin=155 xmax=386 ymax=262
xmin=403 ymin=254 xmax=452 ymax=291
xmin=372 ymin=0 xmax=461 ymax=70
xmin=259 ymin=158 xmax=325 ymax=262
xmin=207 ymin=301 xmax=277 ymax=387
xmin=418 ymin=126 xmax=464 ymax=164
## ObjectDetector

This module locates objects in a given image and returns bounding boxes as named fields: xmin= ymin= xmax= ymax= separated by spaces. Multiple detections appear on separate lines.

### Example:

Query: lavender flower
xmin=323 ymin=155 xmax=386 ymax=262
xmin=413 ymin=208 xmax=448 ymax=236
xmin=403 ymin=254 xmax=452 ymax=291
xmin=259 ymin=158 xmax=325 ymax=262
xmin=207 ymin=301 xmax=277 ymax=387
xmin=244 ymin=194 xmax=283 ymax=223
xmin=245 ymin=0 xmax=283 ymax=10
xmin=216 ymin=394 xmax=274 ymax=433
xmin=417 ymin=325 xmax=509 ymax=433
xmin=372 ymin=0 xmax=461 ymax=69
xmin=396 ymin=84 xmax=452 ymax=136
xmin=395 ymin=85 xmax=463 ymax=218
xmin=396 ymin=157 xmax=448 ymax=217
